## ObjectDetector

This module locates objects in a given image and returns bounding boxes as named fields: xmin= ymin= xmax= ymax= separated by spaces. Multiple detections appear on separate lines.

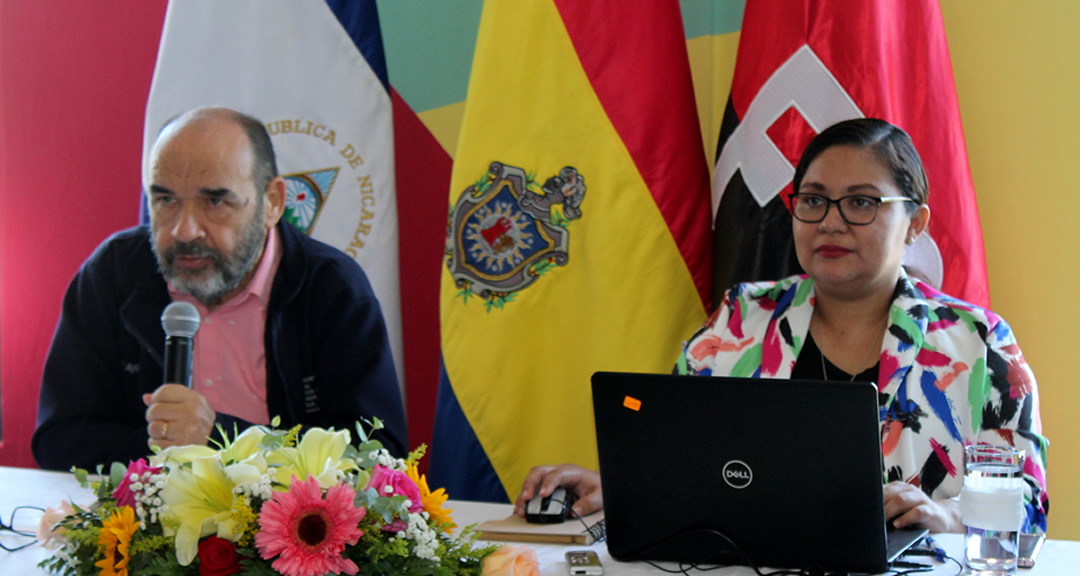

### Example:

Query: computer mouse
xmin=524 ymin=487 xmax=577 ymax=524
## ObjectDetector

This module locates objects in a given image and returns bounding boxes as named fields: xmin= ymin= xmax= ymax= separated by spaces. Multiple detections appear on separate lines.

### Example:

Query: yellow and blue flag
xmin=431 ymin=0 xmax=713 ymax=500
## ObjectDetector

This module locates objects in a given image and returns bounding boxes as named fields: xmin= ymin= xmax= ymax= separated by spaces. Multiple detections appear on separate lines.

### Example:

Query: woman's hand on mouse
xmin=514 ymin=464 xmax=603 ymax=518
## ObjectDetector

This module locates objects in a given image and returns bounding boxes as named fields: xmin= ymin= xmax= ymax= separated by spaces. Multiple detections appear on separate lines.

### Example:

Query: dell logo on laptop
xmin=722 ymin=460 xmax=753 ymax=489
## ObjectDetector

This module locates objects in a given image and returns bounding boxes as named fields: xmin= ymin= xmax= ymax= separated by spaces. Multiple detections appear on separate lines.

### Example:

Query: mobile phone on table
xmin=1018 ymin=533 xmax=1045 ymax=568
xmin=566 ymin=550 xmax=602 ymax=575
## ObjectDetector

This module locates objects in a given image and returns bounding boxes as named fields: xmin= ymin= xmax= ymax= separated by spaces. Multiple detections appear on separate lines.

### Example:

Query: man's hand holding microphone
xmin=145 ymin=302 xmax=216 ymax=450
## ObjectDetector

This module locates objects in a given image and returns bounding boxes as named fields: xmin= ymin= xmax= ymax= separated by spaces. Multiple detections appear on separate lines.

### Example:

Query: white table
xmin=2 ymin=465 xmax=1078 ymax=574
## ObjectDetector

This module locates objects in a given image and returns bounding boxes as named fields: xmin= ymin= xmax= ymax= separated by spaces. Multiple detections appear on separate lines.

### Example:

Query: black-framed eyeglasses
xmin=789 ymin=193 xmax=915 ymax=225
xmin=0 ymin=505 xmax=44 ymax=552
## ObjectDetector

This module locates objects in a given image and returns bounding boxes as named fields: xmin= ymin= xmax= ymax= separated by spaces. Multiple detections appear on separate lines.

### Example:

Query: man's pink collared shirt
xmin=167 ymin=226 xmax=282 ymax=425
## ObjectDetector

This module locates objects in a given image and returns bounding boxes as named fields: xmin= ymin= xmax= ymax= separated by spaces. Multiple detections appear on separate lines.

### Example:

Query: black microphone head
xmin=161 ymin=301 xmax=201 ymax=338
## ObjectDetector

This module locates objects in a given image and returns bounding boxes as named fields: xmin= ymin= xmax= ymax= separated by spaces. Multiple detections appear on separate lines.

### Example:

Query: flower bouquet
xmin=37 ymin=418 xmax=508 ymax=576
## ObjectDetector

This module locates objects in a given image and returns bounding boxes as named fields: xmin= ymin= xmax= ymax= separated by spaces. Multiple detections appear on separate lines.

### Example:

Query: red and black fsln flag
xmin=711 ymin=0 xmax=989 ymax=309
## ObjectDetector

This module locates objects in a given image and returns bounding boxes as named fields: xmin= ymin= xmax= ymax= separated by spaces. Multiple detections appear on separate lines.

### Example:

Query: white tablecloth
xmin=2 ymin=465 xmax=1077 ymax=574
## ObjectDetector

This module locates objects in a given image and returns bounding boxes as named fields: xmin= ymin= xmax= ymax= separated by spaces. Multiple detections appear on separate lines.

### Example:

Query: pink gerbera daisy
xmin=255 ymin=475 xmax=366 ymax=576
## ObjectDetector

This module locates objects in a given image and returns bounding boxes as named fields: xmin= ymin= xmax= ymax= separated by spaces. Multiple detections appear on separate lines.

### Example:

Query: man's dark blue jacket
xmin=32 ymin=222 xmax=407 ymax=470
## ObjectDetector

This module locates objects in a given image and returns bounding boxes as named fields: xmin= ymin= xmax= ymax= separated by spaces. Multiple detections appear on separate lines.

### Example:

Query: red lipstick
xmin=816 ymin=245 xmax=851 ymax=258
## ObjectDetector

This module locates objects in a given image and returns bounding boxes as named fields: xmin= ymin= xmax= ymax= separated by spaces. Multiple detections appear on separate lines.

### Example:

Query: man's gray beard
xmin=152 ymin=213 xmax=266 ymax=307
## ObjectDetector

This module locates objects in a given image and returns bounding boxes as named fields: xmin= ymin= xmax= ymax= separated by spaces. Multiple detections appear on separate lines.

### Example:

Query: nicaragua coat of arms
xmin=446 ymin=161 xmax=586 ymax=311
xmin=281 ymin=168 xmax=340 ymax=235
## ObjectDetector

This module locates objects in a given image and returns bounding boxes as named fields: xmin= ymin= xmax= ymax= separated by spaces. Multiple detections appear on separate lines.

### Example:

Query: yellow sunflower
xmin=95 ymin=506 xmax=139 ymax=576
xmin=406 ymin=463 xmax=456 ymax=532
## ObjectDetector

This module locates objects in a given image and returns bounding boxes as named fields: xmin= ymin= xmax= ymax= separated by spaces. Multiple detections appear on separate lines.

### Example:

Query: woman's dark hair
xmin=791 ymin=118 xmax=928 ymax=210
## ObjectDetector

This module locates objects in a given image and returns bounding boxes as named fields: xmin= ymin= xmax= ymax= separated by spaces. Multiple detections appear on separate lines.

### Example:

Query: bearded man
xmin=32 ymin=107 xmax=406 ymax=470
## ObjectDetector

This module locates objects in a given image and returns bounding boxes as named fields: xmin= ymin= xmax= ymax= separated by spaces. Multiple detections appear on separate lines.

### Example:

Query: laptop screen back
xmin=592 ymin=371 xmax=894 ymax=573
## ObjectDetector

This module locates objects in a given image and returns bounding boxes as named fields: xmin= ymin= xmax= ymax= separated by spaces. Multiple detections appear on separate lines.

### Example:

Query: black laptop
xmin=592 ymin=372 xmax=927 ymax=574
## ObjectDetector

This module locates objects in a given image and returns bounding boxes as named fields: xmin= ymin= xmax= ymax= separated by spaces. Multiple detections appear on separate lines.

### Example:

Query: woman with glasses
xmin=516 ymin=118 xmax=1049 ymax=536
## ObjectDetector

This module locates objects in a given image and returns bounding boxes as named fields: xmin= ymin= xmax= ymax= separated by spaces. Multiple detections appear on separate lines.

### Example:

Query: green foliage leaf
xmin=38 ymin=554 xmax=77 ymax=576
xmin=355 ymin=486 xmax=379 ymax=509
xmin=371 ymin=493 xmax=410 ymax=524
xmin=71 ymin=467 xmax=89 ymax=488
xmin=93 ymin=463 xmax=117 ymax=500
xmin=257 ymin=431 xmax=286 ymax=451
xmin=355 ymin=421 xmax=370 ymax=444
xmin=110 ymin=461 xmax=127 ymax=488
xmin=354 ymin=416 xmax=383 ymax=446
xmin=136 ymin=548 xmax=196 ymax=576
xmin=360 ymin=439 xmax=384 ymax=454
xmin=238 ymin=553 xmax=280 ymax=576
xmin=408 ymin=444 xmax=428 ymax=464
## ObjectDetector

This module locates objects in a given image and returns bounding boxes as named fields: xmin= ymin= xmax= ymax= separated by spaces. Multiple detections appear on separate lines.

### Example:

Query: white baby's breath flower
xmin=399 ymin=511 xmax=440 ymax=561
xmin=55 ymin=543 xmax=81 ymax=567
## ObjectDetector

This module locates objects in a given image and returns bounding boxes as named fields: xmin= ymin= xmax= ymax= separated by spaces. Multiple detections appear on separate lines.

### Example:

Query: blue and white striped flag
xmin=141 ymin=0 xmax=404 ymax=390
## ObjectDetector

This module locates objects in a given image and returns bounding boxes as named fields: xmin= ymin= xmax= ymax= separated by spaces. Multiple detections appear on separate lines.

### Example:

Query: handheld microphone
xmin=161 ymin=301 xmax=201 ymax=387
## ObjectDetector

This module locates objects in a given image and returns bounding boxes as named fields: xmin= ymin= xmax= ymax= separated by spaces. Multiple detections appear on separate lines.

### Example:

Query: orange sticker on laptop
xmin=623 ymin=396 xmax=642 ymax=411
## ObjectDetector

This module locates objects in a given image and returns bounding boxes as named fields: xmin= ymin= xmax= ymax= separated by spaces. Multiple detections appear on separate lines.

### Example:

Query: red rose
xmin=198 ymin=536 xmax=242 ymax=576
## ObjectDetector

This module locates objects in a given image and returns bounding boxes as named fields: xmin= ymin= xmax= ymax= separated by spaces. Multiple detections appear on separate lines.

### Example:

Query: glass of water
xmin=960 ymin=444 xmax=1026 ymax=575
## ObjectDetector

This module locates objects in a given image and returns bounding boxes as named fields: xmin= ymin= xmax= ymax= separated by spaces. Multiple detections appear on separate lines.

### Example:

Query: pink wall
xmin=0 ymin=1 xmax=445 ymax=468
xmin=0 ymin=1 xmax=168 ymax=467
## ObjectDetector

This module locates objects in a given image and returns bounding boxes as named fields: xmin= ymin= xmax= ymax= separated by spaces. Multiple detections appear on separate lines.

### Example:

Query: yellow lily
xmin=160 ymin=454 xmax=241 ymax=566
xmin=219 ymin=426 xmax=268 ymax=465
xmin=151 ymin=425 xmax=267 ymax=469
xmin=151 ymin=444 xmax=217 ymax=467
xmin=220 ymin=426 xmax=270 ymax=487
xmin=268 ymin=427 xmax=357 ymax=489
